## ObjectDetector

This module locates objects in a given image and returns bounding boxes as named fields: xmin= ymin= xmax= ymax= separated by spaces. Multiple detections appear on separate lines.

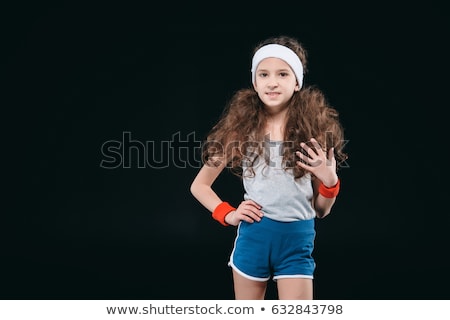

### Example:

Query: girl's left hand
xmin=295 ymin=138 xmax=338 ymax=187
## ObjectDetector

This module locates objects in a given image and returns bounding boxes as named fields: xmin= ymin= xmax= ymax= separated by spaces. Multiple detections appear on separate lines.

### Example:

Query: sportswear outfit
xmin=228 ymin=140 xmax=317 ymax=281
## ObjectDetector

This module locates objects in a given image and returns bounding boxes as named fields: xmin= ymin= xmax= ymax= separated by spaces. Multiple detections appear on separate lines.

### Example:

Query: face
xmin=253 ymin=57 xmax=300 ymax=110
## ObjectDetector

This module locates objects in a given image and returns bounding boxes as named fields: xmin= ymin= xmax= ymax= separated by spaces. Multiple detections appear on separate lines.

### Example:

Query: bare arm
xmin=311 ymin=176 xmax=338 ymax=219
xmin=190 ymin=158 xmax=263 ymax=226
xmin=296 ymin=138 xmax=340 ymax=219
xmin=190 ymin=159 xmax=227 ymax=213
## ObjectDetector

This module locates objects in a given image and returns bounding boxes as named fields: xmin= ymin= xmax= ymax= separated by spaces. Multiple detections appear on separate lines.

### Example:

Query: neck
xmin=265 ymin=108 xmax=288 ymax=141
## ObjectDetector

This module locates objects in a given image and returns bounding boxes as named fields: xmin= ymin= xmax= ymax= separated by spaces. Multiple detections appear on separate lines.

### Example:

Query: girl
xmin=190 ymin=35 xmax=347 ymax=300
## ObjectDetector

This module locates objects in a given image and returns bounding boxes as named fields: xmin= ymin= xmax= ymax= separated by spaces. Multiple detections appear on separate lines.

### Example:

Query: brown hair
xmin=202 ymin=35 xmax=348 ymax=179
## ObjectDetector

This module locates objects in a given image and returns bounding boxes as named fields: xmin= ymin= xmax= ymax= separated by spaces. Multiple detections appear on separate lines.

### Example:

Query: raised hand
xmin=295 ymin=138 xmax=338 ymax=187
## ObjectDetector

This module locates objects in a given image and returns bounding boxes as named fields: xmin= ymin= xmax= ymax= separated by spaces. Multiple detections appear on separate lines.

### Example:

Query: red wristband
xmin=319 ymin=179 xmax=340 ymax=198
xmin=212 ymin=201 xmax=235 ymax=226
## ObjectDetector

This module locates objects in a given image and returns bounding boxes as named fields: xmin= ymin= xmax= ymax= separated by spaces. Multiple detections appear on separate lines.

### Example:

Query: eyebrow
xmin=257 ymin=68 xmax=292 ymax=72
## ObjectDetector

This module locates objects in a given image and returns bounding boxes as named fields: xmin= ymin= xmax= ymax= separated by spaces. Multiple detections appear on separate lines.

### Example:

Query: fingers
xmin=328 ymin=147 xmax=335 ymax=160
xmin=296 ymin=156 xmax=312 ymax=170
xmin=300 ymin=142 xmax=318 ymax=159
xmin=242 ymin=199 xmax=262 ymax=209
xmin=304 ymin=138 xmax=325 ymax=157
xmin=236 ymin=200 xmax=263 ymax=223
xmin=295 ymin=138 xmax=328 ymax=168
xmin=327 ymin=147 xmax=336 ymax=166
xmin=296 ymin=147 xmax=323 ymax=168
xmin=296 ymin=150 xmax=322 ymax=167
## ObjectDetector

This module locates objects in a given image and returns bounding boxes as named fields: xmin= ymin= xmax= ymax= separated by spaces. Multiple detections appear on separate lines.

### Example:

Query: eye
xmin=258 ymin=72 xmax=268 ymax=78
xmin=279 ymin=72 xmax=289 ymax=77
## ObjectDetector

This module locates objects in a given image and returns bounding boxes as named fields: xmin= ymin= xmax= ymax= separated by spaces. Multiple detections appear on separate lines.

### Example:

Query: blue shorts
xmin=228 ymin=216 xmax=316 ymax=281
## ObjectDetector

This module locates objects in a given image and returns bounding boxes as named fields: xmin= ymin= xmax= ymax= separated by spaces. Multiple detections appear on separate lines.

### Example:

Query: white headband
xmin=251 ymin=44 xmax=304 ymax=88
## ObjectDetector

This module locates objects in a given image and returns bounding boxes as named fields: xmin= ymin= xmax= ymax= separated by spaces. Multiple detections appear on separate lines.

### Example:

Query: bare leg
xmin=232 ymin=269 xmax=267 ymax=300
xmin=276 ymin=278 xmax=313 ymax=300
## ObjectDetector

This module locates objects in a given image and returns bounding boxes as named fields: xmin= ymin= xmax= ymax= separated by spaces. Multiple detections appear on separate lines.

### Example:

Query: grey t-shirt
xmin=242 ymin=140 xmax=316 ymax=222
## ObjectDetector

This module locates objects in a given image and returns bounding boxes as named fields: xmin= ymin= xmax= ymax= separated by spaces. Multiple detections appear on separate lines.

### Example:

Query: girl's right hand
xmin=224 ymin=200 xmax=264 ymax=226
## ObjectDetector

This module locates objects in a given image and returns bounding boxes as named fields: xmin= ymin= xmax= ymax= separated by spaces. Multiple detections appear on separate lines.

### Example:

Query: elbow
xmin=190 ymin=181 xmax=197 ymax=197
xmin=315 ymin=208 xmax=331 ymax=219
xmin=190 ymin=180 xmax=201 ymax=199
xmin=313 ymin=196 xmax=336 ymax=219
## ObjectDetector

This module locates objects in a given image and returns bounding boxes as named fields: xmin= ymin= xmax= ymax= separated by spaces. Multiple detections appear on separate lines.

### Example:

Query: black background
xmin=2 ymin=2 xmax=448 ymax=300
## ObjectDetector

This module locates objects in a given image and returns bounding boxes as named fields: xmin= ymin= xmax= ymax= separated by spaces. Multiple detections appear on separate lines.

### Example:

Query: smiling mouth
xmin=266 ymin=92 xmax=280 ymax=97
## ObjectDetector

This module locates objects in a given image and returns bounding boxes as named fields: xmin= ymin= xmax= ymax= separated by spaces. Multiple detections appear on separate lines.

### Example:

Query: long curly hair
xmin=202 ymin=35 xmax=348 ymax=179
